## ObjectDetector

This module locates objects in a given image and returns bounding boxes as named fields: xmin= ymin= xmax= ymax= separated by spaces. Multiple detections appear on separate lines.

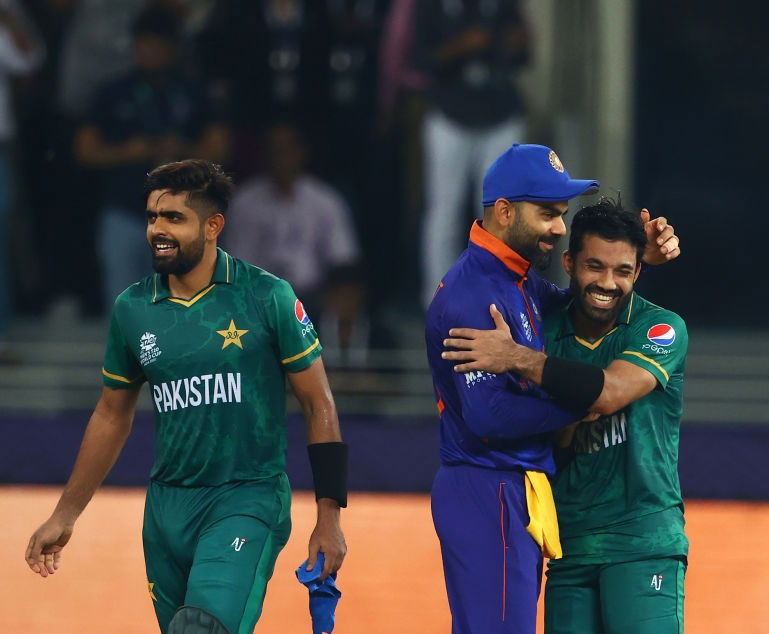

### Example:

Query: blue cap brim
xmin=496 ymin=179 xmax=600 ymax=204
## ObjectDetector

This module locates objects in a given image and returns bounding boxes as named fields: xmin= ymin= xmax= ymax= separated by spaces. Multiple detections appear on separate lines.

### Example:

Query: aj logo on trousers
xmin=231 ymin=537 xmax=247 ymax=552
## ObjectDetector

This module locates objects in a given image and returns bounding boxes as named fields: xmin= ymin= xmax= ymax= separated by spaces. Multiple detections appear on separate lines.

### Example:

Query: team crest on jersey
xmin=520 ymin=312 xmax=533 ymax=342
xmin=216 ymin=319 xmax=249 ymax=350
xmin=139 ymin=332 xmax=162 ymax=366
xmin=647 ymin=324 xmax=675 ymax=346
xmin=294 ymin=299 xmax=311 ymax=325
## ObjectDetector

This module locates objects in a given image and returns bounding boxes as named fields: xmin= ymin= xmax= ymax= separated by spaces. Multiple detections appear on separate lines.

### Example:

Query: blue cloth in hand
xmin=295 ymin=553 xmax=342 ymax=634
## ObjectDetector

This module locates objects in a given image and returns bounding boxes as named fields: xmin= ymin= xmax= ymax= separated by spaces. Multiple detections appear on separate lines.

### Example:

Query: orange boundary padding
xmin=6 ymin=488 xmax=769 ymax=633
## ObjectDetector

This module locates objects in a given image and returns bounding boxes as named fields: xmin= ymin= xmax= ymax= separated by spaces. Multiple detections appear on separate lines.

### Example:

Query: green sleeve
xmin=266 ymin=279 xmax=323 ymax=373
xmin=102 ymin=305 xmax=146 ymax=389
xmin=619 ymin=310 xmax=688 ymax=388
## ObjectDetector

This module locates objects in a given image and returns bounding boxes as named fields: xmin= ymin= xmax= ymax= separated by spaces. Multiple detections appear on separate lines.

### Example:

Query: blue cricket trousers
xmin=432 ymin=464 xmax=543 ymax=634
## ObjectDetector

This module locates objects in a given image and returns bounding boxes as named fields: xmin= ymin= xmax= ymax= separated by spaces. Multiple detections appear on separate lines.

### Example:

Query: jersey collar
xmin=554 ymin=291 xmax=637 ymax=342
xmin=151 ymin=247 xmax=234 ymax=303
xmin=468 ymin=220 xmax=530 ymax=278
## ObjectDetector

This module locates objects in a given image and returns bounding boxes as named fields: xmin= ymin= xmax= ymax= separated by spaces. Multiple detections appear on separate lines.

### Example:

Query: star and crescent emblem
xmin=216 ymin=319 xmax=249 ymax=350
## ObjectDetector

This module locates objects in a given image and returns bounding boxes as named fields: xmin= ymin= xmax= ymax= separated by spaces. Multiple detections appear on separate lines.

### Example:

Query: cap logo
xmin=549 ymin=150 xmax=565 ymax=172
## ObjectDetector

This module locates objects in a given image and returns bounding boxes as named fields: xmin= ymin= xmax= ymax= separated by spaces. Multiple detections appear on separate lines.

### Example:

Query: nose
xmin=596 ymin=269 xmax=618 ymax=291
xmin=552 ymin=215 xmax=567 ymax=236
xmin=148 ymin=217 xmax=167 ymax=237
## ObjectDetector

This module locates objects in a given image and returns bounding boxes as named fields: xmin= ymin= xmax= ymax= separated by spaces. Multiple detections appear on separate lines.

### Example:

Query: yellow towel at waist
xmin=524 ymin=470 xmax=562 ymax=560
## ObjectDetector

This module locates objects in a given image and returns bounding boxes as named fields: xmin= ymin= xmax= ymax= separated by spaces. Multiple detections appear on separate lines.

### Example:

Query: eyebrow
xmin=539 ymin=204 xmax=568 ymax=216
xmin=146 ymin=209 xmax=185 ymax=217
xmin=584 ymin=257 xmax=635 ymax=270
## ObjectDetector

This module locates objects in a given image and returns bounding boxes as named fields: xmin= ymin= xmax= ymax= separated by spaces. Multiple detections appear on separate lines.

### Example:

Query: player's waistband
xmin=439 ymin=459 xmax=553 ymax=476
xmin=149 ymin=473 xmax=286 ymax=489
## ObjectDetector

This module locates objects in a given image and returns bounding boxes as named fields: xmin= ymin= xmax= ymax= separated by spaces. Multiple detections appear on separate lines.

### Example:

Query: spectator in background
xmin=74 ymin=5 xmax=229 ymax=311
xmin=19 ymin=0 xmax=147 ymax=320
xmin=325 ymin=0 xmax=386 ymax=198
xmin=195 ymin=0 xmax=329 ymax=175
xmin=318 ymin=264 xmax=393 ymax=368
xmin=0 ymin=0 xmax=44 ymax=362
xmin=377 ymin=0 xmax=427 ymax=301
xmin=226 ymin=122 xmax=360 ymax=320
xmin=59 ymin=0 xmax=216 ymax=119
xmin=57 ymin=0 xmax=146 ymax=121
xmin=413 ymin=0 xmax=531 ymax=307
xmin=378 ymin=0 xmax=426 ymax=129
xmin=324 ymin=0 xmax=394 ymax=311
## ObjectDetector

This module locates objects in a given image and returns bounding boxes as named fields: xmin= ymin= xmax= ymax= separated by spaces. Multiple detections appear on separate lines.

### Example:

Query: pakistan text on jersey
xmin=573 ymin=412 xmax=628 ymax=454
xmin=152 ymin=373 xmax=242 ymax=413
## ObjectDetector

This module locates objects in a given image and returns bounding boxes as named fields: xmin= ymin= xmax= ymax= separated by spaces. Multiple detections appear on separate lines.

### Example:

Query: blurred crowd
xmin=1 ymin=0 xmax=534 ymax=361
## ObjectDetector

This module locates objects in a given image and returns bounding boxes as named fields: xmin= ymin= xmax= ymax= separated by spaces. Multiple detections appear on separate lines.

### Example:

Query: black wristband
xmin=541 ymin=356 xmax=605 ymax=411
xmin=307 ymin=442 xmax=348 ymax=508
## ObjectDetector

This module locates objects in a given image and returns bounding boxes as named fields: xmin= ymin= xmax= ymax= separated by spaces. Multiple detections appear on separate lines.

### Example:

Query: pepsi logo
xmin=294 ymin=299 xmax=311 ymax=325
xmin=647 ymin=324 xmax=675 ymax=346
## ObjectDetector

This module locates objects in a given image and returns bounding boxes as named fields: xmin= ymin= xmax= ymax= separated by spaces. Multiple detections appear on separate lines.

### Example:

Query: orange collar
xmin=469 ymin=220 xmax=530 ymax=277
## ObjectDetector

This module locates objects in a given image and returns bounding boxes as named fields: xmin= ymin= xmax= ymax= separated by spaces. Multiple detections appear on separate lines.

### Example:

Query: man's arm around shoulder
xmin=442 ymin=305 xmax=659 ymax=415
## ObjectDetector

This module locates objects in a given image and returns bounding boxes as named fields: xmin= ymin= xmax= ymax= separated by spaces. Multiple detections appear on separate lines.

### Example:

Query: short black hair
xmin=144 ymin=160 xmax=234 ymax=217
xmin=131 ymin=6 xmax=181 ymax=42
xmin=569 ymin=197 xmax=647 ymax=263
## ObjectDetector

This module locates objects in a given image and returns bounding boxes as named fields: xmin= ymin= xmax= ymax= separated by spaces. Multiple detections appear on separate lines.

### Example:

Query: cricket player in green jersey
xmin=25 ymin=159 xmax=348 ymax=634
xmin=442 ymin=199 xmax=687 ymax=633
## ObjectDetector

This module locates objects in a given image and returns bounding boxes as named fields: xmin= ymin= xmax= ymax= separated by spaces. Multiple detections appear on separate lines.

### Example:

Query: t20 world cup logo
xmin=140 ymin=332 xmax=158 ymax=352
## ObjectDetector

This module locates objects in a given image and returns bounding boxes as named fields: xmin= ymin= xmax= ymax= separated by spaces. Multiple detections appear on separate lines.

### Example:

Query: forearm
xmin=307 ymin=410 xmax=344 ymax=509
xmin=1 ymin=11 xmax=34 ymax=54
xmin=508 ymin=347 xmax=546 ymax=384
xmin=538 ymin=357 xmax=654 ymax=416
xmin=489 ymin=343 xmax=608 ymax=413
xmin=306 ymin=406 xmax=345 ymax=509
xmin=289 ymin=360 xmax=347 ymax=508
xmin=75 ymin=129 xmax=144 ymax=168
xmin=304 ymin=402 xmax=342 ymax=444
xmin=76 ymin=142 xmax=138 ymax=167
xmin=588 ymin=363 xmax=656 ymax=415
xmin=52 ymin=406 xmax=133 ymax=523
xmin=435 ymin=37 xmax=472 ymax=64
xmin=433 ymin=27 xmax=490 ymax=65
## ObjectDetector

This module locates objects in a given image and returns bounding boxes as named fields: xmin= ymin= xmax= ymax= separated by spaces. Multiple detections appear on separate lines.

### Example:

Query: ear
xmin=206 ymin=213 xmax=225 ymax=241
xmin=493 ymin=198 xmax=515 ymax=227
xmin=562 ymin=250 xmax=573 ymax=276
xmin=633 ymin=262 xmax=642 ymax=283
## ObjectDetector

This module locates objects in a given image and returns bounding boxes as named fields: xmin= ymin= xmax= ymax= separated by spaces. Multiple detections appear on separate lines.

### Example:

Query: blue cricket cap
xmin=481 ymin=143 xmax=599 ymax=206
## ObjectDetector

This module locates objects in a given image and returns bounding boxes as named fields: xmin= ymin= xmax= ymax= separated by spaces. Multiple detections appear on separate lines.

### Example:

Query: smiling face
xmin=503 ymin=200 xmax=569 ymax=268
xmin=565 ymin=233 xmax=641 ymax=329
xmin=146 ymin=189 xmax=210 ymax=276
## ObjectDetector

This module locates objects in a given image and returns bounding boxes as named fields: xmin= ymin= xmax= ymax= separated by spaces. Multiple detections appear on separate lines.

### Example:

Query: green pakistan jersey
xmin=545 ymin=292 xmax=689 ymax=566
xmin=101 ymin=248 xmax=322 ymax=487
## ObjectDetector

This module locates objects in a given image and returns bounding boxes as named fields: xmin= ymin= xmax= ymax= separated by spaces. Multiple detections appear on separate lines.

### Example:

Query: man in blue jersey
xmin=424 ymin=144 xmax=679 ymax=633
